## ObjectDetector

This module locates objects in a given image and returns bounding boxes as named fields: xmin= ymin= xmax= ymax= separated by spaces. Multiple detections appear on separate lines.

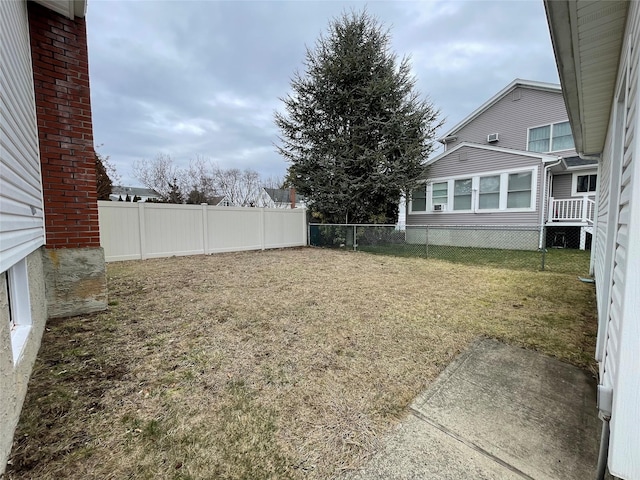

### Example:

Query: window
xmin=410 ymin=186 xmax=426 ymax=212
xmin=577 ymin=174 xmax=597 ymax=193
xmin=432 ymin=182 xmax=448 ymax=210
xmin=571 ymin=171 xmax=598 ymax=196
xmin=479 ymin=175 xmax=500 ymax=209
xmin=3 ymin=259 xmax=32 ymax=365
xmin=507 ymin=172 xmax=532 ymax=208
xmin=453 ymin=178 xmax=472 ymax=210
xmin=528 ymin=121 xmax=574 ymax=152
xmin=417 ymin=168 xmax=536 ymax=215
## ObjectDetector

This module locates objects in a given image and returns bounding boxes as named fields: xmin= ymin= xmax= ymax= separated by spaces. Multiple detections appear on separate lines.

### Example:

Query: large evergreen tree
xmin=276 ymin=10 xmax=440 ymax=223
xmin=95 ymin=152 xmax=113 ymax=200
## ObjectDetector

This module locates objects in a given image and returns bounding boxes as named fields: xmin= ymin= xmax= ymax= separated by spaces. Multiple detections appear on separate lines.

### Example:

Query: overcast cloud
xmin=87 ymin=0 xmax=559 ymax=186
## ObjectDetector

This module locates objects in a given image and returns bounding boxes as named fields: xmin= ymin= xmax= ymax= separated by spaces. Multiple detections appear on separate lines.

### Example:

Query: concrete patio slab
xmin=343 ymin=338 xmax=602 ymax=480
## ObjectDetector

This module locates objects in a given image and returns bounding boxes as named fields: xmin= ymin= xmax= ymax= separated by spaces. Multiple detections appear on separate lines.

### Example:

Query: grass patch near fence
xmin=7 ymin=248 xmax=597 ymax=479
xmin=357 ymin=244 xmax=590 ymax=274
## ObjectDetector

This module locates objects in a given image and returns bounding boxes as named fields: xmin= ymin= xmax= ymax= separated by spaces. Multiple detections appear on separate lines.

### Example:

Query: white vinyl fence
xmin=98 ymin=201 xmax=307 ymax=262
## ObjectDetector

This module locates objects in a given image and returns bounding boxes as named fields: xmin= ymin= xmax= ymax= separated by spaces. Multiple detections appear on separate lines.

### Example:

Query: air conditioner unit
xmin=433 ymin=204 xmax=446 ymax=211
xmin=487 ymin=133 xmax=499 ymax=143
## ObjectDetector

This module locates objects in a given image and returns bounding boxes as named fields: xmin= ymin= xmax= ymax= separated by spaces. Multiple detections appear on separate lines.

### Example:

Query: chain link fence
xmin=309 ymin=223 xmax=592 ymax=274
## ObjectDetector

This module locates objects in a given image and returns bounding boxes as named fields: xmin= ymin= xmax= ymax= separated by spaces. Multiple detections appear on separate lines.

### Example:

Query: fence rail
xmin=98 ymin=201 xmax=307 ymax=262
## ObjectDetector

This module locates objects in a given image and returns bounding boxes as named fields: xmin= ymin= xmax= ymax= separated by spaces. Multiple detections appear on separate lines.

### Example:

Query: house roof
xmin=263 ymin=188 xmax=303 ymax=204
xmin=437 ymin=79 xmax=562 ymax=144
xmin=563 ymin=156 xmax=598 ymax=169
xmin=209 ymin=195 xmax=227 ymax=206
xmin=424 ymin=142 xmax=561 ymax=169
xmin=544 ymin=1 xmax=629 ymax=156
xmin=112 ymin=186 xmax=160 ymax=198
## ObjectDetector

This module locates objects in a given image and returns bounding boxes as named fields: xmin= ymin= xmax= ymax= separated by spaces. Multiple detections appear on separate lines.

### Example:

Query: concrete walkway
xmin=343 ymin=338 xmax=602 ymax=480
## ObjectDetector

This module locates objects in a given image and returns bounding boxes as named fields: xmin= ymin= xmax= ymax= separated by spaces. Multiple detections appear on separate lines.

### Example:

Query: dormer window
xmin=527 ymin=121 xmax=574 ymax=153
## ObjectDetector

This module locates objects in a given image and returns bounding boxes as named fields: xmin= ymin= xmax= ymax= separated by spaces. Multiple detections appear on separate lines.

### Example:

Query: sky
xmin=86 ymin=0 xmax=560 ymax=187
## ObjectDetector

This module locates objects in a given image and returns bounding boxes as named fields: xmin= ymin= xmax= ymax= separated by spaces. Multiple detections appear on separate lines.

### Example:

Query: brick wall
xmin=28 ymin=3 xmax=100 ymax=249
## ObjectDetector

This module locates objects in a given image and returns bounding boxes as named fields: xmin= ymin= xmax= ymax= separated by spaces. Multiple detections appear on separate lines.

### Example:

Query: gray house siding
xmin=408 ymin=146 xmax=544 ymax=227
xmin=446 ymin=87 xmax=577 ymax=157
xmin=552 ymin=174 xmax=572 ymax=199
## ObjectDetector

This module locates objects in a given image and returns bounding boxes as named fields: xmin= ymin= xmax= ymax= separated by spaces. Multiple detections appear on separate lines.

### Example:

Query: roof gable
xmin=426 ymin=142 xmax=560 ymax=168
xmin=264 ymin=188 xmax=303 ymax=204
xmin=112 ymin=186 xmax=160 ymax=198
xmin=438 ymin=79 xmax=562 ymax=143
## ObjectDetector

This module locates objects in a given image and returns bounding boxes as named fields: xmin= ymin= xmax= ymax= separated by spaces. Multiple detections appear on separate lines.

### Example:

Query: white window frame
xmin=4 ymin=258 xmax=32 ymax=366
xmin=526 ymin=120 xmax=574 ymax=153
xmin=431 ymin=181 xmax=449 ymax=211
xmin=571 ymin=170 xmax=598 ymax=197
xmin=409 ymin=165 xmax=538 ymax=215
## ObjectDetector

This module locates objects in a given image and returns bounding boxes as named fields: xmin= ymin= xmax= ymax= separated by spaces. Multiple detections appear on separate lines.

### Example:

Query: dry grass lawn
xmin=6 ymin=247 xmax=597 ymax=479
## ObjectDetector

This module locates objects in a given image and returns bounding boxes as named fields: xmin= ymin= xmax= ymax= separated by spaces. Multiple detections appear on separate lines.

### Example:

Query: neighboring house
xmin=109 ymin=186 xmax=161 ymax=202
xmin=208 ymin=195 xmax=231 ymax=207
xmin=408 ymin=79 xmax=597 ymax=250
xmin=1 ymin=0 xmax=106 ymax=472
xmin=259 ymin=188 xmax=305 ymax=209
xmin=546 ymin=1 xmax=639 ymax=478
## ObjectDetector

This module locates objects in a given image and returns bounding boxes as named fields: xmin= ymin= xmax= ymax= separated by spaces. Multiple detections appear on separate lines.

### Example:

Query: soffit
xmin=33 ymin=0 xmax=86 ymax=19
xmin=545 ymin=1 xmax=628 ymax=155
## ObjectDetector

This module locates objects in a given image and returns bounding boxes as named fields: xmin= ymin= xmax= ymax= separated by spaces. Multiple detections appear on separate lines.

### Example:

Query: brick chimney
xmin=289 ymin=188 xmax=296 ymax=209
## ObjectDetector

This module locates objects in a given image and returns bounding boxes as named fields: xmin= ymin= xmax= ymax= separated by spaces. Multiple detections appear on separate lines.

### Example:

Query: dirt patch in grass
xmin=6 ymin=247 xmax=597 ymax=479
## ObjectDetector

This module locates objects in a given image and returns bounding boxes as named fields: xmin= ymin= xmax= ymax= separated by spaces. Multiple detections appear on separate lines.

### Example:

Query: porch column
xmin=580 ymin=227 xmax=587 ymax=250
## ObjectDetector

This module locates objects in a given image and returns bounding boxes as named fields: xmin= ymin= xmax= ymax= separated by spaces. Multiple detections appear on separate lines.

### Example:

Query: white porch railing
xmin=548 ymin=197 xmax=595 ymax=223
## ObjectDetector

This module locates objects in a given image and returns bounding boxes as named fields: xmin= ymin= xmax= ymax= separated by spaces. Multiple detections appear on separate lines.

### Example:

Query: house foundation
xmin=0 ymin=249 xmax=48 ymax=472
xmin=42 ymin=248 xmax=107 ymax=318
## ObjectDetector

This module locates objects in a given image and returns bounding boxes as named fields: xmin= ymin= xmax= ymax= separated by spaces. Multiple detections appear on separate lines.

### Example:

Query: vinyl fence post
xmin=138 ymin=201 xmax=146 ymax=260
xmin=201 ymin=203 xmax=208 ymax=255
xmin=260 ymin=208 xmax=266 ymax=251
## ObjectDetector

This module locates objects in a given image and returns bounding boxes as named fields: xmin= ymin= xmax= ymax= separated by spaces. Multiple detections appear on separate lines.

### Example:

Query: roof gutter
xmin=544 ymin=1 xmax=585 ymax=154
xmin=438 ymin=135 xmax=457 ymax=145
xmin=579 ymin=152 xmax=601 ymax=162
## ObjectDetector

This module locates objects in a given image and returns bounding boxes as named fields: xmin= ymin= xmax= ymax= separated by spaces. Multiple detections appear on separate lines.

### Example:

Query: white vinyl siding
xmin=0 ymin=0 xmax=45 ymax=273
xmin=527 ymin=121 xmax=575 ymax=153
xmin=594 ymin=6 xmax=640 ymax=477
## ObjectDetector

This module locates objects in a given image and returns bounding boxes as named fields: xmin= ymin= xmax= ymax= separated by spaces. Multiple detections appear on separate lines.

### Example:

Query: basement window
xmin=3 ymin=259 xmax=32 ymax=366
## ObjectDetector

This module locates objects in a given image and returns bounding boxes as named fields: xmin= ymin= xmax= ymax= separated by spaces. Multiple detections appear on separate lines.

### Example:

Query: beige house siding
xmin=446 ymin=86 xmax=577 ymax=156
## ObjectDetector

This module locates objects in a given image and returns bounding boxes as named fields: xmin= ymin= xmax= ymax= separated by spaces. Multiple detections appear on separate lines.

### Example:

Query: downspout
xmin=539 ymin=158 xmax=563 ymax=249
xmin=595 ymin=416 xmax=610 ymax=480
xmin=579 ymin=152 xmax=602 ymax=275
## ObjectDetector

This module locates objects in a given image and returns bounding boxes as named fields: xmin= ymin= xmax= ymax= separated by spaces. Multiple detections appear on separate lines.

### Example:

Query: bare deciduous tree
xmin=133 ymin=153 xmax=269 ymax=207
xmin=133 ymin=154 xmax=185 ymax=202
xmin=213 ymin=167 xmax=261 ymax=207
